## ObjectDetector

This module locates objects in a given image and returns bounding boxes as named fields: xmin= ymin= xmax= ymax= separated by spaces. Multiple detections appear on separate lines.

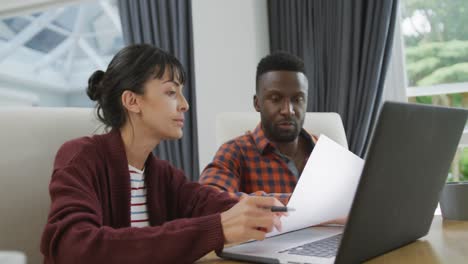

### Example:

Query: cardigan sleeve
xmin=167 ymin=165 xmax=238 ymax=218
xmin=41 ymin=147 xmax=229 ymax=264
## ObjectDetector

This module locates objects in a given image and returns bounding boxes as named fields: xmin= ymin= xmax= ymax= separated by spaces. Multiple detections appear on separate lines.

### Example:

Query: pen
xmin=270 ymin=206 xmax=295 ymax=212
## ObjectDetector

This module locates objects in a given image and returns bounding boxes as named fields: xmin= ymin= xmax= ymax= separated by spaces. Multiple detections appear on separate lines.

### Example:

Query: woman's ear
xmin=121 ymin=90 xmax=141 ymax=114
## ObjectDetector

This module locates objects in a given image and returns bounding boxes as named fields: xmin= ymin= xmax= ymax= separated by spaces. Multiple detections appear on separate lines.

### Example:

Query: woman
xmin=40 ymin=44 xmax=284 ymax=263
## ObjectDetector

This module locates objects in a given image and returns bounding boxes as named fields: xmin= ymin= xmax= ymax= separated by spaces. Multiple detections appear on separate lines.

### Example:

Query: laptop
xmin=220 ymin=101 xmax=467 ymax=264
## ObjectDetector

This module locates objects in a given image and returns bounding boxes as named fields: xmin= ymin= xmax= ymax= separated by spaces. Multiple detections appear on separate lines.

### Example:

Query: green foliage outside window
xmin=402 ymin=0 xmax=468 ymax=182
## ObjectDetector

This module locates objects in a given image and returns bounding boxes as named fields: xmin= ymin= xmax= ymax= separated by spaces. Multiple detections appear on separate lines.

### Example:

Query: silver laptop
xmin=220 ymin=102 xmax=467 ymax=264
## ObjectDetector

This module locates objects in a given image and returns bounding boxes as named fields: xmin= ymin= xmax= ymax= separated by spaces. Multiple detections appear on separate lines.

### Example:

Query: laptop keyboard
xmin=279 ymin=234 xmax=342 ymax=258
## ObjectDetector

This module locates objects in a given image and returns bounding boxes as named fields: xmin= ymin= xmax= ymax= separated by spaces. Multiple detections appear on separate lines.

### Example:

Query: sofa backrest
xmin=0 ymin=107 xmax=103 ymax=264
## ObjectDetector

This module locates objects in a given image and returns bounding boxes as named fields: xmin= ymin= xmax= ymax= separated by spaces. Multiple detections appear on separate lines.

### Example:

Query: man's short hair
xmin=255 ymin=51 xmax=305 ymax=93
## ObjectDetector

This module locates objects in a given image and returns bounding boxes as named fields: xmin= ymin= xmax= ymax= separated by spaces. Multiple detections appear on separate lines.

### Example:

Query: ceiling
xmin=0 ymin=0 xmax=124 ymax=93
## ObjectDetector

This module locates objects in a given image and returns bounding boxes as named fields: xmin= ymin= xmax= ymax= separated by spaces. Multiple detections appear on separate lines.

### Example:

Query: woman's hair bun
xmin=87 ymin=70 xmax=105 ymax=101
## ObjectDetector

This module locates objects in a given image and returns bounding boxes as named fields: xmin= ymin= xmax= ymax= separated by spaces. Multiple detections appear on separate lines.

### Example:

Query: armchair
xmin=215 ymin=112 xmax=348 ymax=149
xmin=0 ymin=107 xmax=102 ymax=264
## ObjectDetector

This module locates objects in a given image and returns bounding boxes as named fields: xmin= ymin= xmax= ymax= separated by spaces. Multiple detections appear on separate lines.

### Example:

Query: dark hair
xmin=255 ymin=51 xmax=305 ymax=93
xmin=87 ymin=44 xmax=186 ymax=129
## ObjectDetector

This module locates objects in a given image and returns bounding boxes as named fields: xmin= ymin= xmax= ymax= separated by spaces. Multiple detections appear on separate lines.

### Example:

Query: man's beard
xmin=262 ymin=116 xmax=304 ymax=143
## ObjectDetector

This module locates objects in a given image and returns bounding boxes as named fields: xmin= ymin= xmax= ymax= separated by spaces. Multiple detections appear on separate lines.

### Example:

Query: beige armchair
xmin=0 ymin=107 xmax=102 ymax=264
xmin=215 ymin=112 xmax=348 ymax=149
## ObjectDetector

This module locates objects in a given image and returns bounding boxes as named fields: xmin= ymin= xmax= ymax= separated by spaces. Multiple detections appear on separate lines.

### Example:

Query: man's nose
xmin=280 ymin=99 xmax=295 ymax=116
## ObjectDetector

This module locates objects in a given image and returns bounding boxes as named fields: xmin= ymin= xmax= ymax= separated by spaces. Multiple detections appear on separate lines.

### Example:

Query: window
xmin=0 ymin=0 xmax=124 ymax=107
xmin=400 ymin=0 xmax=468 ymax=182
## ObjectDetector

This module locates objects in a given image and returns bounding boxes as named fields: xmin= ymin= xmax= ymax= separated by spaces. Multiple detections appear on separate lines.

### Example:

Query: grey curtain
xmin=268 ymin=0 xmax=399 ymax=157
xmin=117 ymin=0 xmax=199 ymax=180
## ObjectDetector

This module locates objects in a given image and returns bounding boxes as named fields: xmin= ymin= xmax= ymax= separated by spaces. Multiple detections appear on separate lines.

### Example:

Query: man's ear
xmin=121 ymin=90 xmax=141 ymax=114
xmin=253 ymin=95 xmax=260 ymax=112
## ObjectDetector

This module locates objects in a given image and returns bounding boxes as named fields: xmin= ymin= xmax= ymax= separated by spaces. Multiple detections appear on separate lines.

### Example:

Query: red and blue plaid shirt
xmin=199 ymin=124 xmax=315 ymax=205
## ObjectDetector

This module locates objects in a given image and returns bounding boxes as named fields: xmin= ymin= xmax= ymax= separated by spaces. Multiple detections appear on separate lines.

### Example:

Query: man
xmin=199 ymin=52 xmax=315 ymax=205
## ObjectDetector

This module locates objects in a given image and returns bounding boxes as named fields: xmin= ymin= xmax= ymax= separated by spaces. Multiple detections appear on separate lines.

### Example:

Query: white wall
xmin=192 ymin=0 xmax=270 ymax=173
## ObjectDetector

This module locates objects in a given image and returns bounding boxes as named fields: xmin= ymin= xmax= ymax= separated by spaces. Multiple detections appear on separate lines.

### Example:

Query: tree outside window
xmin=401 ymin=0 xmax=468 ymax=181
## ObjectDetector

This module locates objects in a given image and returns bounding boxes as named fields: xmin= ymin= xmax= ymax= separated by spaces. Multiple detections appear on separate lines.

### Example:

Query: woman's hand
xmin=220 ymin=196 xmax=286 ymax=244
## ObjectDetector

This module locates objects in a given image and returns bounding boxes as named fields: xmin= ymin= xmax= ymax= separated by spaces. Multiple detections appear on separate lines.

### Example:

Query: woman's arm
xmin=41 ymin=165 xmax=225 ymax=264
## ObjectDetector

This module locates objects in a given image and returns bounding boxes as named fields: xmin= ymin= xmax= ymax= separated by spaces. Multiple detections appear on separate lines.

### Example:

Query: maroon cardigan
xmin=40 ymin=129 xmax=237 ymax=264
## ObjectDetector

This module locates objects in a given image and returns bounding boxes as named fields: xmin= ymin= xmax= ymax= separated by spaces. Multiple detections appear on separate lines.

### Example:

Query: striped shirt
xmin=129 ymin=165 xmax=149 ymax=227
xmin=199 ymin=123 xmax=315 ymax=205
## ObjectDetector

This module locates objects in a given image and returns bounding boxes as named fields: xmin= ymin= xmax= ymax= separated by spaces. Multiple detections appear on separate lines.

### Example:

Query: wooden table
xmin=197 ymin=216 xmax=468 ymax=263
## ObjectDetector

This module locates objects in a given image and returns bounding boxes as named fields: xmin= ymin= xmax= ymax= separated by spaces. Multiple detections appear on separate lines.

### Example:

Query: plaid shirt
xmin=199 ymin=124 xmax=315 ymax=205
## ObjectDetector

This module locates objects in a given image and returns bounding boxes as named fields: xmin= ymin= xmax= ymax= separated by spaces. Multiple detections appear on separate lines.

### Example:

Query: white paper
xmin=267 ymin=135 xmax=365 ymax=237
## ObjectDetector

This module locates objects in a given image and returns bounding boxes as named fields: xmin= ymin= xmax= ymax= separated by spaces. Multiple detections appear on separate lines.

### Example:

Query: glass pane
xmin=448 ymin=146 xmax=468 ymax=182
xmin=52 ymin=8 xmax=78 ymax=32
xmin=0 ymin=21 xmax=16 ymax=41
xmin=81 ymin=7 xmax=105 ymax=34
xmin=402 ymin=1 xmax=468 ymax=182
xmin=24 ymin=29 xmax=67 ymax=53
xmin=0 ymin=0 xmax=124 ymax=107
xmin=401 ymin=0 xmax=468 ymax=88
xmin=84 ymin=33 xmax=124 ymax=57
xmin=2 ymin=17 xmax=30 ymax=34
xmin=408 ymin=92 xmax=468 ymax=108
